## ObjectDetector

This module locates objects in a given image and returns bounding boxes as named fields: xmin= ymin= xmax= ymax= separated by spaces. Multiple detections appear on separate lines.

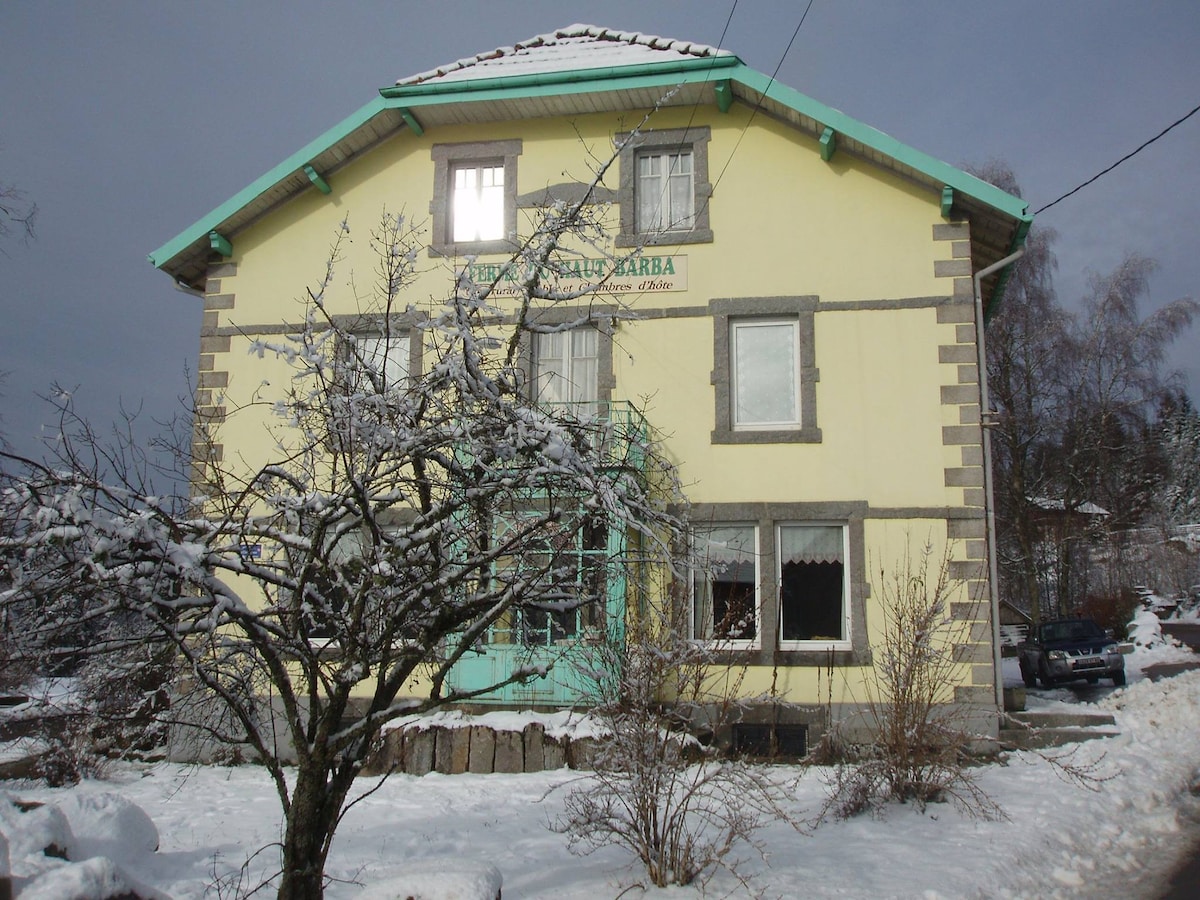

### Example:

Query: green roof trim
xmin=819 ymin=126 xmax=836 ymax=162
xmin=399 ymin=108 xmax=424 ymax=136
xmin=149 ymin=53 xmax=1031 ymax=279
xmin=304 ymin=164 xmax=332 ymax=194
xmin=941 ymin=185 xmax=954 ymax=219
xmin=209 ymin=231 xmax=232 ymax=257
xmin=147 ymin=96 xmax=391 ymax=269
xmin=713 ymin=79 xmax=733 ymax=113
xmin=379 ymin=55 xmax=739 ymax=100
xmin=728 ymin=64 xmax=1032 ymax=223
xmin=987 ymin=217 xmax=1034 ymax=319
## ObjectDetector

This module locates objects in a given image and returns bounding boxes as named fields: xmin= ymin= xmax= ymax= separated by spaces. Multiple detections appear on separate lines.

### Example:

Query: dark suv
xmin=1018 ymin=618 xmax=1126 ymax=688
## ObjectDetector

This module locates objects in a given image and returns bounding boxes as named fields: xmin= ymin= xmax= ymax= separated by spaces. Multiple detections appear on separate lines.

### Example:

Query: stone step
xmin=1006 ymin=709 xmax=1116 ymax=729
xmin=998 ymin=726 xmax=1118 ymax=751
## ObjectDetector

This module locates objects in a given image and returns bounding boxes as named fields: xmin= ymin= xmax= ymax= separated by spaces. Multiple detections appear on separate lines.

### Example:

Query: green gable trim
xmin=819 ymin=126 xmax=836 ymax=162
xmin=987 ymin=217 xmax=1034 ymax=318
xmin=209 ymin=231 xmax=232 ymax=257
xmin=727 ymin=64 xmax=1031 ymax=223
xmin=713 ymin=79 xmax=733 ymax=113
xmin=304 ymin=164 xmax=332 ymax=194
xmin=150 ymin=54 xmax=1030 ymax=279
xmin=379 ymin=55 xmax=739 ymax=100
xmin=399 ymin=108 xmax=424 ymax=136
xmin=941 ymin=185 xmax=954 ymax=219
xmin=148 ymin=96 xmax=391 ymax=270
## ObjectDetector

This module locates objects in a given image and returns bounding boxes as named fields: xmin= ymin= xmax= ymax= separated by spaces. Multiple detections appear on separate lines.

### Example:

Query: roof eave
xmin=147 ymin=95 xmax=390 ymax=279
xmin=149 ymin=57 xmax=1032 ymax=296
xmin=380 ymin=54 xmax=739 ymax=99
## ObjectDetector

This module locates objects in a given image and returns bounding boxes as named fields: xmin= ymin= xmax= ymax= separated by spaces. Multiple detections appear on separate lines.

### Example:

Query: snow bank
xmin=21 ymin=856 xmax=165 ymax=900
xmin=388 ymin=708 xmax=610 ymax=741
xmin=0 ymin=798 xmax=72 ymax=867
xmin=57 ymin=793 xmax=159 ymax=864
xmin=0 ymin=791 xmax=164 ymax=900
xmin=357 ymin=861 xmax=501 ymax=900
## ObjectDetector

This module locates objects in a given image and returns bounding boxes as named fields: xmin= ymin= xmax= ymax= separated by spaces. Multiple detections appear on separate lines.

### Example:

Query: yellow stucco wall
xmin=194 ymin=100 xmax=993 ymax=716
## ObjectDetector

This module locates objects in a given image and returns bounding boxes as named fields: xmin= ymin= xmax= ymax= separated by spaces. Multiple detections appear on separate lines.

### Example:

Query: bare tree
xmin=975 ymin=163 xmax=1071 ymax=624
xmin=0 ymin=175 xmax=36 ymax=250
xmin=820 ymin=540 xmax=1002 ymax=821
xmin=556 ymin=593 xmax=798 ymax=888
xmin=977 ymin=162 xmax=1198 ymax=622
xmin=1 ymin=181 xmax=684 ymax=898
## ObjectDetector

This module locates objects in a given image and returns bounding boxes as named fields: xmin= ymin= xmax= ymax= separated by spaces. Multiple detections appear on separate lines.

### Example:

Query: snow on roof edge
xmin=397 ymin=24 xmax=733 ymax=87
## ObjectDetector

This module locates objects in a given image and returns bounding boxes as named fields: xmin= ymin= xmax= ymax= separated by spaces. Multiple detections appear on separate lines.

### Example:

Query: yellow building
xmin=150 ymin=26 xmax=1031 ymax=746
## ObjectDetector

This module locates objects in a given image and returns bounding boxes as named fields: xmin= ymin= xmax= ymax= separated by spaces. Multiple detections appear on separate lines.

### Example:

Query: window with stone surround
xmin=341 ymin=329 xmax=422 ymax=397
xmin=688 ymin=502 xmax=869 ymax=665
xmin=533 ymin=328 xmax=599 ymax=416
xmin=692 ymin=524 xmax=760 ymax=646
xmin=430 ymin=140 xmax=521 ymax=257
xmin=710 ymin=296 xmax=821 ymax=444
xmin=616 ymin=126 xmax=712 ymax=247
xmin=778 ymin=523 xmax=849 ymax=648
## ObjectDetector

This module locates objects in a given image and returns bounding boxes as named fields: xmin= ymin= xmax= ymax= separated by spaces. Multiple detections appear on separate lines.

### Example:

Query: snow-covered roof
xmin=397 ymin=24 xmax=731 ymax=86
xmin=149 ymin=24 xmax=1031 ymax=295
xmin=1030 ymin=497 xmax=1111 ymax=517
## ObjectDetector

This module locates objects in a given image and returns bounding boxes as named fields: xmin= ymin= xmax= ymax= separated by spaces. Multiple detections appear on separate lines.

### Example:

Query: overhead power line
xmin=1034 ymin=101 xmax=1200 ymax=215
xmin=711 ymin=0 xmax=815 ymax=192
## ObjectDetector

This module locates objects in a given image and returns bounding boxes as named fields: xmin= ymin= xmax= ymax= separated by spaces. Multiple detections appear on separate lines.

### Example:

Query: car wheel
xmin=1040 ymin=671 xmax=1056 ymax=688
xmin=1112 ymin=671 xmax=1126 ymax=687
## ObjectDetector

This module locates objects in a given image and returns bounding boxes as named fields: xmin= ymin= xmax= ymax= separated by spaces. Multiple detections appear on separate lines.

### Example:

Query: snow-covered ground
xmin=3 ymin=625 xmax=1199 ymax=899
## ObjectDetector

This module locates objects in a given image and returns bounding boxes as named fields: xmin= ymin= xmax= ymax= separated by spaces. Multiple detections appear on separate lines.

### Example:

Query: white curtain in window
xmin=696 ymin=525 xmax=756 ymax=575
xmin=733 ymin=321 xmax=798 ymax=426
xmin=535 ymin=329 xmax=597 ymax=409
xmin=779 ymin=525 xmax=843 ymax=565
xmin=637 ymin=151 xmax=694 ymax=232
xmin=357 ymin=335 xmax=409 ymax=390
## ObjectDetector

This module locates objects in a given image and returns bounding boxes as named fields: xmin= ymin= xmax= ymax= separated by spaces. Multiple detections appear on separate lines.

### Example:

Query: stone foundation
xmin=361 ymin=722 xmax=600 ymax=776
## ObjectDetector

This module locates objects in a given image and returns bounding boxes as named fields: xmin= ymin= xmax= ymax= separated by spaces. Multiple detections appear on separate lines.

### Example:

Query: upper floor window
xmin=533 ymin=329 xmax=598 ymax=415
xmin=452 ymin=162 xmax=505 ymax=242
xmin=636 ymin=150 xmax=695 ymax=234
xmin=710 ymin=296 xmax=822 ymax=444
xmin=430 ymin=140 xmax=521 ymax=257
xmin=353 ymin=334 xmax=410 ymax=393
xmin=616 ymin=126 xmax=712 ymax=247
xmin=731 ymin=318 xmax=799 ymax=429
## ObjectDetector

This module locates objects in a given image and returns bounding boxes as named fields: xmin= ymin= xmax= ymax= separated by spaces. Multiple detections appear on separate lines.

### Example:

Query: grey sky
xmin=1 ymin=1 xmax=1197 ymax=467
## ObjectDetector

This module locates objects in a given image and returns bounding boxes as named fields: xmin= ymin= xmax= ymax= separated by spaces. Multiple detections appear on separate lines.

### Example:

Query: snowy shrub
xmin=34 ymin=725 xmax=107 ymax=788
xmin=20 ymin=856 xmax=161 ymax=900
xmin=76 ymin=620 xmax=172 ymax=760
xmin=556 ymin=610 xmax=799 ymax=887
xmin=820 ymin=540 xmax=1003 ymax=821
xmin=1128 ymin=607 xmax=1174 ymax=649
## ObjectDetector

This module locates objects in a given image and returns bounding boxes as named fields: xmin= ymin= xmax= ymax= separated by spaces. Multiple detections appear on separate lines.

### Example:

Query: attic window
xmin=616 ymin=126 xmax=712 ymax=247
xmin=430 ymin=140 xmax=522 ymax=257
xmin=452 ymin=162 xmax=505 ymax=242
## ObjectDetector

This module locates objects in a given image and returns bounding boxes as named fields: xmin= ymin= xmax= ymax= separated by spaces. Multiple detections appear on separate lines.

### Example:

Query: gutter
xmin=973 ymin=247 xmax=1025 ymax=714
xmin=379 ymin=55 xmax=740 ymax=99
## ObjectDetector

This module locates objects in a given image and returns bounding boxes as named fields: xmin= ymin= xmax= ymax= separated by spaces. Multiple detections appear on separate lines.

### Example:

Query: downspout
xmin=973 ymin=248 xmax=1024 ymax=714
